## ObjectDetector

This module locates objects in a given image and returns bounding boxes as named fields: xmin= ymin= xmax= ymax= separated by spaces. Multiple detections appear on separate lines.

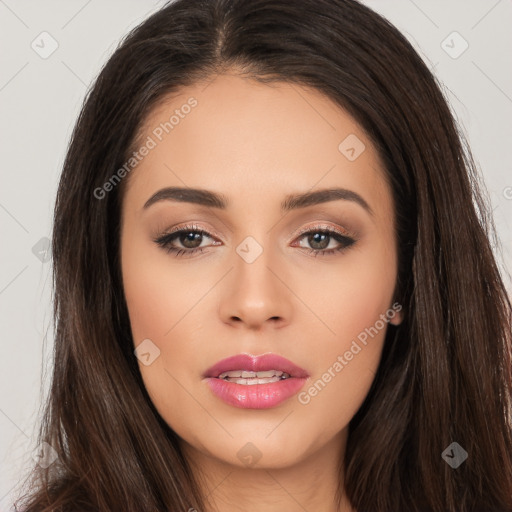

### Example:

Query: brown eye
xmin=306 ymin=232 xmax=331 ymax=250
xmin=153 ymin=224 xmax=218 ymax=257
xmin=178 ymin=231 xmax=204 ymax=249
xmin=294 ymin=227 xmax=356 ymax=256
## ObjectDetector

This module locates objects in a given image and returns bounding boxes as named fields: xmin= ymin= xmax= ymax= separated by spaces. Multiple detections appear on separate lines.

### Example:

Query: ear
xmin=387 ymin=301 xmax=404 ymax=326
xmin=389 ymin=310 xmax=403 ymax=326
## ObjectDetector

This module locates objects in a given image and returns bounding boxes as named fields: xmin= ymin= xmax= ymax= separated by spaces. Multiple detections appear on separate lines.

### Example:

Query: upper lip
xmin=203 ymin=353 xmax=309 ymax=379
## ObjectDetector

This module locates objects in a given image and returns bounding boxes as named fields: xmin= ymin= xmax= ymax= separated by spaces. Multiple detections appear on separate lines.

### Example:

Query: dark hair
xmin=15 ymin=0 xmax=512 ymax=510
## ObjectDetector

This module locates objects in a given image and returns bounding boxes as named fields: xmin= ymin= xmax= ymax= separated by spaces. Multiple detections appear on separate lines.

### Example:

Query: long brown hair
xmin=14 ymin=0 xmax=512 ymax=510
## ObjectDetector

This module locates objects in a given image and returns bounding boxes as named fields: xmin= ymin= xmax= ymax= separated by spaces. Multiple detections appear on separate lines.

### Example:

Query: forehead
xmin=122 ymin=73 xmax=392 ymax=219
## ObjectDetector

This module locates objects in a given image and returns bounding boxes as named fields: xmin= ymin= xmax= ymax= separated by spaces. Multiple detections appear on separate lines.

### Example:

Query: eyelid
xmin=292 ymin=222 xmax=358 ymax=241
xmin=157 ymin=221 xmax=357 ymax=244
xmin=161 ymin=222 xmax=224 ymax=242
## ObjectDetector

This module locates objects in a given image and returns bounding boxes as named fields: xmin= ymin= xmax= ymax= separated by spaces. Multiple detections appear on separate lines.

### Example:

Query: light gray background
xmin=1 ymin=1 xmax=511 ymax=509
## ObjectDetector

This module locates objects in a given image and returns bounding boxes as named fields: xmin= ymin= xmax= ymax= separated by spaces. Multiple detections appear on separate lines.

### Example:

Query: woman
xmin=15 ymin=0 xmax=512 ymax=510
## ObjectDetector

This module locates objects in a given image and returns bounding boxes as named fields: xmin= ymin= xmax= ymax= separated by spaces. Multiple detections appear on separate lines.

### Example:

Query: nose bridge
xmin=233 ymin=233 xmax=279 ymax=301
xmin=219 ymin=230 xmax=292 ymax=327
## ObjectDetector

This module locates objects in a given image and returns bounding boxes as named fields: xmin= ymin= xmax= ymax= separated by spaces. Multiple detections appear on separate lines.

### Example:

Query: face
xmin=120 ymin=73 xmax=402 ymax=472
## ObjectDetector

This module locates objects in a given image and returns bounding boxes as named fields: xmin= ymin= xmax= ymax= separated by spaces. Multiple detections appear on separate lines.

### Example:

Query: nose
xmin=218 ymin=242 xmax=293 ymax=330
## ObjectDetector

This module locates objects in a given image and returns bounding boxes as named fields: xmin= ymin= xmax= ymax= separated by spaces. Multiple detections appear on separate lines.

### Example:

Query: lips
xmin=203 ymin=353 xmax=309 ymax=379
xmin=203 ymin=353 xmax=309 ymax=409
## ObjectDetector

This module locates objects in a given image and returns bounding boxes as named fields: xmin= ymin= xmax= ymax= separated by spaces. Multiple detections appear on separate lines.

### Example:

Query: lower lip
xmin=205 ymin=377 xmax=308 ymax=409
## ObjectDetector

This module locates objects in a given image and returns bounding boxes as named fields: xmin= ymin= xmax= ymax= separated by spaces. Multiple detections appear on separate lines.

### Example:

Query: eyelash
xmin=153 ymin=223 xmax=357 ymax=258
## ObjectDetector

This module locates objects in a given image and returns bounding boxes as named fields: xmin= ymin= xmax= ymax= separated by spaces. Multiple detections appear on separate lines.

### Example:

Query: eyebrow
xmin=143 ymin=186 xmax=373 ymax=216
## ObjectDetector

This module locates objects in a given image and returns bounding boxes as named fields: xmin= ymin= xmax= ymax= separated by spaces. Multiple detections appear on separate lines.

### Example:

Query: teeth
xmin=256 ymin=370 xmax=283 ymax=378
xmin=219 ymin=370 xmax=285 ymax=379
xmin=219 ymin=370 xmax=242 ymax=378
xmin=234 ymin=376 xmax=282 ymax=385
xmin=218 ymin=370 xmax=291 ymax=383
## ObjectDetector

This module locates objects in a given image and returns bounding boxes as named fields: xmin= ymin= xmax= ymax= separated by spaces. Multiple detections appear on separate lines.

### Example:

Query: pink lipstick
xmin=203 ymin=353 xmax=309 ymax=409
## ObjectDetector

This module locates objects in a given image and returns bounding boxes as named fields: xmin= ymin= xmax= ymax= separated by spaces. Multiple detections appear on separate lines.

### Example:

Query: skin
xmin=120 ymin=72 xmax=403 ymax=512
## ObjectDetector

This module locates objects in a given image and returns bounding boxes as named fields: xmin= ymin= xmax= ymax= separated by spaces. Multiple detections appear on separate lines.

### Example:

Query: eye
xmin=153 ymin=223 xmax=220 ymax=258
xmin=292 ymin=225 xmax=356 ymax=257
xmin=153 ymin=224 xmax=357 ymax=258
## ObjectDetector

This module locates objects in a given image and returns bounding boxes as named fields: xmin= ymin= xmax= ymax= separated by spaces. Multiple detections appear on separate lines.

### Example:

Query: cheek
xmin=293 ymin=286 xmax=392 ymax=445
xmin=289 ymin=240 xmax=396 ymax=432
xmin=121 ymin=234 xmax=216 ymax=425
xmin=121 ymin=227 xmax=209 ymax=344
xmin=290 ymin=232 xmax=397 ymax=346
xmin=121 ymin=231 xmax=178 ymax=379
